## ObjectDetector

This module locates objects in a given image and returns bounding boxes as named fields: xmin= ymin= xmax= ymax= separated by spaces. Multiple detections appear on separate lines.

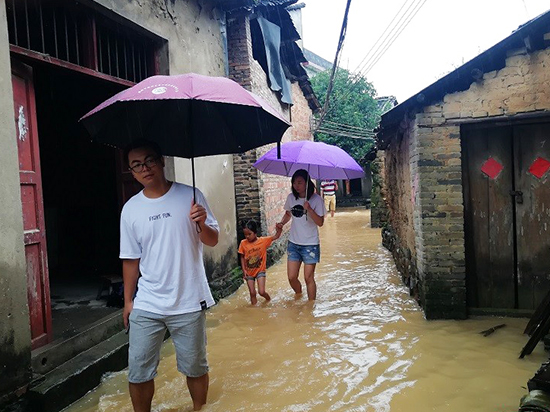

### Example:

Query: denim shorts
xmin=245 ymin=271 xmax=266 ymax=281
xmin=287 ymin=241 xmax=320 ymax=264
xmin=128 ymin=309 xmax=208 ymax=383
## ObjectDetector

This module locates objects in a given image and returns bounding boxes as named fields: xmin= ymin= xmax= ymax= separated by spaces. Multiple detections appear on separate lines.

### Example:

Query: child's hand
xmin=276 ymin=222 xmax=284 ymax=231
xmin=304 ymin=201 xmax=312 ymax=211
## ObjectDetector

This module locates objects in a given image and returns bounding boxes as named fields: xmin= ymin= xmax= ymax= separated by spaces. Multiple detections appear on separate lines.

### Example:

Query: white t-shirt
xmin=119 ymin=182 xmax=219 ymax=315
xmin=284 ymin=193 xmax=326 ymax=245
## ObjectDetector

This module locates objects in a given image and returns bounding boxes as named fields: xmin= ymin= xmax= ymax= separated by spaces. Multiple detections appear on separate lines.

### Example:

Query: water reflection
xmin=66 ymin=209 xmax=545 ymax=412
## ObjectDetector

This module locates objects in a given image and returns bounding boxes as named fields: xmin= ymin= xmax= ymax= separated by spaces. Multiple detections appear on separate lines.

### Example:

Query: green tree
xmin=310 ymin=68 xmax=380 ymax=162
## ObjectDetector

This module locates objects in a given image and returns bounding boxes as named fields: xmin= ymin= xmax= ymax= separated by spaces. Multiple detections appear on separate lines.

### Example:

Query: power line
xmin=361 ymin=0 xmax=428 ymax=75
xmin=322 ymin=0 xmax=429 ymax=119
xmin=316 ymin=0 xmax=353 ymax=132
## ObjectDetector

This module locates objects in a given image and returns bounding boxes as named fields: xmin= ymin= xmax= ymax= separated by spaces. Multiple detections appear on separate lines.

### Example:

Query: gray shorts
xmin=128 ymin=309 xmax=208 ymax=383
xmin=245 ymin=271 xmax=266 ymax=281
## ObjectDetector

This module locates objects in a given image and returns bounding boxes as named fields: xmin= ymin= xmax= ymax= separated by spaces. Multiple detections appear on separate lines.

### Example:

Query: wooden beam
xmin=10 ymin=44 xmax=134 ymax=87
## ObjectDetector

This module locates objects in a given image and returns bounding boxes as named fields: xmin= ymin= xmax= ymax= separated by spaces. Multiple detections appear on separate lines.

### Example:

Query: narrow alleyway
xmin=66 ymin=209 xmax=545 ymax=412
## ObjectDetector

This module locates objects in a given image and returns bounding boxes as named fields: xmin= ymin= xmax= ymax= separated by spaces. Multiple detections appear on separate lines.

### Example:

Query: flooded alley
xmin=66 ymin=209 xmax=545 ymax=412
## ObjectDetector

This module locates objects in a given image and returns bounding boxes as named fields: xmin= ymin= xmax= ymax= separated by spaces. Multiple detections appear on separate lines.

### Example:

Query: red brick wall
xmin=227 ymin=14 xmax=314 ymax=254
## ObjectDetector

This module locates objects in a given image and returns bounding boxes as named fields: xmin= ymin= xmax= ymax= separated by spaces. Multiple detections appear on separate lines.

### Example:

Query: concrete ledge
xmin=32 ymin=310 xmax=124 ymax=375
xmin=29 ymin=330 xmax=129 ymax=412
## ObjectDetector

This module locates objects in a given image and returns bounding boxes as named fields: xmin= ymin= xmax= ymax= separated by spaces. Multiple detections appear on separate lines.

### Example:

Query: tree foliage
xmin=310 ymin=68 xmax=380 ymax=163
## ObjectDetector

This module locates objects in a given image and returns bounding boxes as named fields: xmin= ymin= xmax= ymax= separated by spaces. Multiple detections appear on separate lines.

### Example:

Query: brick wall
xmin=227 ymin=14 xmax=314 ymax=263
xmin=382 ymin=45 xmax=550 ymax=319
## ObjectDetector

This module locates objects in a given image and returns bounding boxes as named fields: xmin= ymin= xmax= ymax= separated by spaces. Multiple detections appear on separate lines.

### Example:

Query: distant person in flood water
xmin=238 ymin=219 xmax=282 ymax=305
xmin=276 ymin=169 xmax=325 ymax=300
xmin=320 ymin=179 xmax=338 ymax=218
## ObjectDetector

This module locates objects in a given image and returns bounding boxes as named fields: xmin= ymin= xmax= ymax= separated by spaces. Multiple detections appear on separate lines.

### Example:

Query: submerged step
xmin=32 ymin=310 xmax=124 ymax=376
xmin=29 ymin=330 xmax=129 ymax=412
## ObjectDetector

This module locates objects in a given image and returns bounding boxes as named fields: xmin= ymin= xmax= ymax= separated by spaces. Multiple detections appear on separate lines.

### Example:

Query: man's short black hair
xmin=123 ymin=140 xmax=162 ymax=164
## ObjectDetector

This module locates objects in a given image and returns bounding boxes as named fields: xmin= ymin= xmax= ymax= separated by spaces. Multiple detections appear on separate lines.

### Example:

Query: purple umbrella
xmin=253 ymin=140 xmax=365 ymax=180
xmin=80 ymin=73 xmax=290 ymax=159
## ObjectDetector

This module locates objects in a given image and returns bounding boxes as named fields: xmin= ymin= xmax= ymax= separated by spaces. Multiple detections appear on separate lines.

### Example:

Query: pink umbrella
xmin=253 ymin=140 xmax=365 ymax=180
xmin=80 ymin=73 xmax=290 ymax=159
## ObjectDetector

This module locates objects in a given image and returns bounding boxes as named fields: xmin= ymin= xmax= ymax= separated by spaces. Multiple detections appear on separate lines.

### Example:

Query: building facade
xmin=376 ymin=10 xmax=550 ymax=319
xmin=1 ymin=0 xmax=240 ymax=408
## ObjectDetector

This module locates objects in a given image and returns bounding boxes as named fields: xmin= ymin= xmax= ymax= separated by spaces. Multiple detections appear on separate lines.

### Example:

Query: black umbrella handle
xmin=192 ymin=157 xmax=202 ymax=233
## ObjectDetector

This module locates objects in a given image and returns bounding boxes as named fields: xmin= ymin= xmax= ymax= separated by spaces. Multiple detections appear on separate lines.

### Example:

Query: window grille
xmin=6 ymin=0 xmax=158 ymax=83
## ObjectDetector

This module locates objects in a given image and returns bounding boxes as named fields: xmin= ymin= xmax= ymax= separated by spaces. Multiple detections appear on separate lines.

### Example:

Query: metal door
xmin=12 ymin=60 xmax=52 ymax=349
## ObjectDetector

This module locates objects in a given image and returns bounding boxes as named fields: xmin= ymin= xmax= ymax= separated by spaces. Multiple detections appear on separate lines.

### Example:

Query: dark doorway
xmin=349 ymin=178 xmax=362 ymax=196
xmin=34 ymin=65 xmax=126 ymax=340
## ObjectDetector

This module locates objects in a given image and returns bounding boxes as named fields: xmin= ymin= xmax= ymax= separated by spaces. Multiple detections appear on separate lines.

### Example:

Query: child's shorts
xmin=128 ymin=309 xmax=208 ymax=383
xmin=245 ymin=271 xmax=266 ymax=281
xmin=287 ymin=241 xmax=320 ymax=264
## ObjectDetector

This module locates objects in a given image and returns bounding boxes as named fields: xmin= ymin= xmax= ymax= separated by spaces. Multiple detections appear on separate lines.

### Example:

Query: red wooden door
xmin=12 ymin=60 xmax=52 ymax=349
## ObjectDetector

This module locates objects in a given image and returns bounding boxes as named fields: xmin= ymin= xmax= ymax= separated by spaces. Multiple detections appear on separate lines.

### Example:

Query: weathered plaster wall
xmin=381 ymin=125 xmax=419 ymax=300
xmin=371 ymin=151 xmax=388 ymax=228
xmin=94 ymin=0 xmax=226 ymax=75
xmin=94 ymin=0 xmax=238 ymax=274
xmin=382 ymin=44 xmax=550 ymax=319
xmin=0 ymin=1 xmax=32 ymax=402
xmin=384 ymin=127 xmax=415 ymax=254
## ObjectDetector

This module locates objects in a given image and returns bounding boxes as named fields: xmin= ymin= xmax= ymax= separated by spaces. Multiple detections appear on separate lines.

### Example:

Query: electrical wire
xmin=319 ymin=0 xmax=429 ymax=122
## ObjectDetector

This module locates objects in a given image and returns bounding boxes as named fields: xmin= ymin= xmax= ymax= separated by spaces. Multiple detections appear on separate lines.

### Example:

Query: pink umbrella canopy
xmin=80 ymin=73 xmax=290 ymax=158
xmin=253 ymin=140 xmax=365 ymax=180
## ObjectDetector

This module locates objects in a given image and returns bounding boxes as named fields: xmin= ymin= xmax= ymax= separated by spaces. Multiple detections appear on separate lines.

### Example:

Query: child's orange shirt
xmin=238 ymin=236 xmax=274 ymax=278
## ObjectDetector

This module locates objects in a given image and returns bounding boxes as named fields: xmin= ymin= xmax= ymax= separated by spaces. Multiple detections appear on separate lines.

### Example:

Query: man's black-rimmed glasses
xmin=129 ymin=157 xmax=160 ymax=173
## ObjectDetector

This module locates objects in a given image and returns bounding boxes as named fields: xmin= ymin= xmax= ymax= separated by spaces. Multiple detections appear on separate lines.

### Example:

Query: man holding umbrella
xmin=120 ymin=140 xmax=219 ymax=412
xmin=80 ymin=73 xmax=291 ymax=410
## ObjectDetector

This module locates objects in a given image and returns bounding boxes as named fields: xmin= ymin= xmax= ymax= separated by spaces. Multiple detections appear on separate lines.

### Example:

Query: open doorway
xmin=33 ymin=65 xmax=129 ymax=340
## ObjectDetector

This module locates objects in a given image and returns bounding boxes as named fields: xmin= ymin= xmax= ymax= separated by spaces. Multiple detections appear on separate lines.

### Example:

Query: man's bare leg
xmin=187 ymin=373 xmax=209 ymax=411
xmin=129 ymin=380 xmax=154 ymax=412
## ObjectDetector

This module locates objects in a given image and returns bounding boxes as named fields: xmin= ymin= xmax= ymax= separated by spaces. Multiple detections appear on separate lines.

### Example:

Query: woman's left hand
xmin=304 ymin=201 xmax=312 ymax=212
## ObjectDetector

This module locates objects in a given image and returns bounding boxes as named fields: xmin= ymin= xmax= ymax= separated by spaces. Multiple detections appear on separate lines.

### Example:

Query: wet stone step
xmin=28 ymin=330 xmax=129 ymax=412
xmin=32 ymin=310 xmax=124 ymax=376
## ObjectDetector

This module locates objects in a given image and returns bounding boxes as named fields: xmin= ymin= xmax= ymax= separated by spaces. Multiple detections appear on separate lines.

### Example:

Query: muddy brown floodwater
xmin=66 ymin=209 xmax=545 ymax=412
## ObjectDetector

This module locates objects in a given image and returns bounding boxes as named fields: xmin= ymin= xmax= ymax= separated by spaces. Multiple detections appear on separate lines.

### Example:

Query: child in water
xmin=238 ymin=220 xmax=282 ymax=304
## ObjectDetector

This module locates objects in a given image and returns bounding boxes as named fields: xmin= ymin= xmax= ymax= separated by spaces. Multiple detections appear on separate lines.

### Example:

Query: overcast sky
xmin=301 ymin=0 xmax=550 ymax=103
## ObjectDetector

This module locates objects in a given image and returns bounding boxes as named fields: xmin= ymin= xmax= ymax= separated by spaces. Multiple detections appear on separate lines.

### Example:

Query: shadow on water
xmin=66 ymin=208 xmax=545 ymax=412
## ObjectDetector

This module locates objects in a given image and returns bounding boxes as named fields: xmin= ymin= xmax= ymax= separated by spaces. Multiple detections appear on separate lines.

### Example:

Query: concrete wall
xmin=0 ymin=0 xmax=33 ymax=402
xmin=96 ymin=0 xmax=238 ymax=276
xmin=381 ymin=43 xmax=550 ymax=319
